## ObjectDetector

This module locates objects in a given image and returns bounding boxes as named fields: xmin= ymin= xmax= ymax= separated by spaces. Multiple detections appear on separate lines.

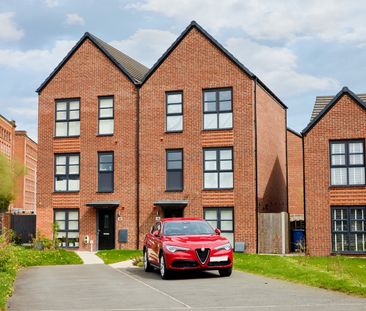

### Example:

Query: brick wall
xmin=37 ymin=38 xmax=139 ymax=250
xmin=256 ymin=84 xmax=287 ymax=214
xmin=304 ymin=94 xmax=366 ymax=255
xmin=13 ymin=131 xmax=37 ymax=212
xmin=287 ymin=129 xmax=304 ymax=218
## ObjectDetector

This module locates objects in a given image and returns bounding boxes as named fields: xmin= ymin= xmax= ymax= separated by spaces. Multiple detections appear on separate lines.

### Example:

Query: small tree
xmin=0 ymin=153 xmax=25 ymax=213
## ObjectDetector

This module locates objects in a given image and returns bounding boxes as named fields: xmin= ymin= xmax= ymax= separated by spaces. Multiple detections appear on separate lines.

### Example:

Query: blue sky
xmin=1 ymin=0 xmax=366 ymax=141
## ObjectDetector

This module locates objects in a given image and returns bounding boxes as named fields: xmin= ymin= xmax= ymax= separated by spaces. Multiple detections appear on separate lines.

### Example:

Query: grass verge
xmin=234 ymin=253 xmax=366 ymax=297
xmin=0 ymin=245 xmax=81 ymax=310
xmin=96 ymin=249 xmax=143 ymax=264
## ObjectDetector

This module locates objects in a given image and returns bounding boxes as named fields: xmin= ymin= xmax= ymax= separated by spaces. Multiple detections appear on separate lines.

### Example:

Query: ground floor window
xmin=54 ymin=209 xmax=79 ymax=248
xmin=332 ymin=206 xmax=366 ymax=253
xmin=204 ymin=207 xmax=234 ymax=246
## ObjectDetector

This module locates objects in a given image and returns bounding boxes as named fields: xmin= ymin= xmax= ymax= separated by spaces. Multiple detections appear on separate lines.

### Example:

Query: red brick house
xmin=36 ymin=21 xmax=288 ymax=253
xmin=303 ymin=87 xmax=366 ymax=255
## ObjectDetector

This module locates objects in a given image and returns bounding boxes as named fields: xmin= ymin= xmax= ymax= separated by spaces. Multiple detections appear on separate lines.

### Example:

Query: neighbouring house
xmin=0 ymin=115 xmax=37 ymax=233
xmin=36 ymin=21 xmax=288 ymax=253
xmin=303 ymin=87 xmax=366 ymax=256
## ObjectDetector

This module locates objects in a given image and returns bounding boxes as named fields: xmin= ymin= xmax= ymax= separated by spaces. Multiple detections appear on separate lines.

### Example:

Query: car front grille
xmin=172 ymin=260 xmax=199 ymax=268
xmin=196 ymin=248 xmax=210 ymax=264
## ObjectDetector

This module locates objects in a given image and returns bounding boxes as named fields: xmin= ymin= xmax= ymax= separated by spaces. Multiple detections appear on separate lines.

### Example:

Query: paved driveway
xmin=8 ymin=264 xmax=366 ymax=311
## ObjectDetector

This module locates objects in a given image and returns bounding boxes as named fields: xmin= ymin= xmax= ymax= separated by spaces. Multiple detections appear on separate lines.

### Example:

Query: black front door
xmin=98 ymin=209 xmax=115 ymax=250
xmin=163 ymin=207 xmax=184 ymax=218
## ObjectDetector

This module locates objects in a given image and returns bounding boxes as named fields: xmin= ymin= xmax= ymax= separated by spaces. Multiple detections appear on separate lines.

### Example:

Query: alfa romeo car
xmin=143 ymin=218 xmax=233 ymax=279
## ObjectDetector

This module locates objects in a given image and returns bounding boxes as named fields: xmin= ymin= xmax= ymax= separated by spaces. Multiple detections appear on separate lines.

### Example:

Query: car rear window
xmin=163 ymin=220 xmax=214 ymax=236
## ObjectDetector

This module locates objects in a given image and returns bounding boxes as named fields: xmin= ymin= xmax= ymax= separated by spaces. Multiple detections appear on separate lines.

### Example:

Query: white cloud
xmin=0 ymin=40 xmax=76 ymax=72
xmin=0 ymin=12 xmax=24 ymax=41
xmin=110 ymin=29 xmax=176 ymax=66
xmin=66 ymin=13 xmax=85 ymax=26
xmin=225 ymin=37 xmax=339 ymax=96
xmin=129 ymin=0 xmax=366 ymax=45
xmin=43 ymin=0 xmax=60 ymax=8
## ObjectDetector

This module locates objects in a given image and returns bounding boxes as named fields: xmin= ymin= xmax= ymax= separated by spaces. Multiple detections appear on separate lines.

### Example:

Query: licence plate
xmin=210 ymin=256 xmax=228 ymax=262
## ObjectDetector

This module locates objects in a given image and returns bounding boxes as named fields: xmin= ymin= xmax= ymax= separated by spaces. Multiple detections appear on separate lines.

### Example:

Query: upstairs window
xmin=203 ymin=89 xmax=232 ymax=130
xmin=330 ymin=140 xmax=365 ymax=186
xmin=98 ymin=97 xmax=114 ymax=135
xmin=98 ymin=152 xmax=114 ymax=192
xmin=55 ymin=154 xmax=80 ymax=192
xmin=204 ymin=148 xmax=233 ymax=189
xmin=166 ymin=92 xmax=183 ymax=132
xmin=55 ymin=99 xmax=80 ymax=137
xmin=166 ymin=149 xmax=183 ymax=191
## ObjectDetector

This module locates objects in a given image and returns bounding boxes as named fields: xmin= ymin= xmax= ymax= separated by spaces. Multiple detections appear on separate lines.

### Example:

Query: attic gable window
xmin=330 ymin=140 xmax=365 ymax=186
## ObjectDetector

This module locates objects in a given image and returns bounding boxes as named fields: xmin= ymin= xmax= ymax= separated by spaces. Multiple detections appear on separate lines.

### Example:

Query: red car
xmin=143 ymin=218 xmax=233 ymax=279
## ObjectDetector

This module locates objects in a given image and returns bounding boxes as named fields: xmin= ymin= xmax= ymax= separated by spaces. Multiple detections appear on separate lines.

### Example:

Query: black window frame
xmin=54 ymin=153 xmax=80 ymax=192
xmin=98 ymin=151 xmax=114 ymax=193
xmin=98 ymin=96 xmax=114 ymax=136
xmin=55 ymin=98 xmax=80 ymax=137
xmin=331 ymin=206 xmax=366 ymax=254
xmin=329 ymin=139 xmax=365 ymax=186
xmin=166 ymin=149 xmax=183 ymax=191
xmin=203 ymin=88 xmax=233 ymax=130
xmin=204 ymin=207 xmax=234 ymax=243
xmin=54 ymin=209 xmax=79 ymax=248
xmin=166 ymin=91 xmax=183 ymax=133
xmin=203 ymin=147 xmax=233 ymax=190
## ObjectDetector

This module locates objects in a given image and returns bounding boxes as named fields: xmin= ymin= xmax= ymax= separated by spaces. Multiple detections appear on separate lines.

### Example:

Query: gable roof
xmin=302 ymin=87 xmax=366 ymax=135
xmin=36 ymin=32 xmax=149 ymax=93
xmin=310 ymin=92 xmax=366 ymax=122
xmin=141 ymin=21 xmax=287 ymax=110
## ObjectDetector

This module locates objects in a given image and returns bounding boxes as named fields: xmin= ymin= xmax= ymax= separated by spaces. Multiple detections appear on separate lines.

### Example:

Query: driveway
xmin=8 ymin=265 xmax=366 ymax=311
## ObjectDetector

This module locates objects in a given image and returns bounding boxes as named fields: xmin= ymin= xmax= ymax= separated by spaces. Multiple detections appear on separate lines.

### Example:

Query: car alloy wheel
xmin=159 ymin=254 xmax=170 ymax=279
xmin=143 ymin=250 xmax=153 ymax=272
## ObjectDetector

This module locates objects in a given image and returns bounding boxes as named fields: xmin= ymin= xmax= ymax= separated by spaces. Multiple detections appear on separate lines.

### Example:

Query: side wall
xmin=287 ymin=130 xmax=304 ymax=219
xmin=256 ymin=84 xmax=287 ymax=214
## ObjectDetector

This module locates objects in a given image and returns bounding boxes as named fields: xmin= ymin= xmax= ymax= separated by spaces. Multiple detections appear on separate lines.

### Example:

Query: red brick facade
xmin=36 ymin=22 xmax=287 ymax=253
xmin=303 ymin=90 xmax=366 ymax=255
xmin=287 ymin=129 xmax=304 ymax=220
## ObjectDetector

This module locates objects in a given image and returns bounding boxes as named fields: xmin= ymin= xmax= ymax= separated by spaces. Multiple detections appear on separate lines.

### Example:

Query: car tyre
xmin=219 ymin=267 xmax=232 ymax=277
xmin=143 ymin=249 xmax=154 ymax=272
xmin=159 ymin=253 xmax=170 ymax=279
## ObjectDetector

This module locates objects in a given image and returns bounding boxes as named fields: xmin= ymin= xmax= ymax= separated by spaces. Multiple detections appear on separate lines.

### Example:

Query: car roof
xmin=160 ymin=217 xmax=203 ymax=223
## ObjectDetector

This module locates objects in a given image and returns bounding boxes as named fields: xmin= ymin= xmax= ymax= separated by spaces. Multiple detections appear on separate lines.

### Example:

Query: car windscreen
xmin=163 ymin=220 xmax=215 ymax=236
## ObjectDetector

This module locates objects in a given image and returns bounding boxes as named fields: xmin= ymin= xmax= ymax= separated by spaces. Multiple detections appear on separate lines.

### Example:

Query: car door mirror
xmin=215 ymin=228 xmax=221 ymax=235
xmin=153 ymin=230 xmax=160 ymax=237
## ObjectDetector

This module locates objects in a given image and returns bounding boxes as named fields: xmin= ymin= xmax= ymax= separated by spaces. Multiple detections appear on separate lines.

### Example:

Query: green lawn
xmin=96 ymin=249 xmax=142 ymax=264
xmin=234 ymin=253 xmax=366 ymax=297
xmin=0 ymin=246 xmax=81 ymax=310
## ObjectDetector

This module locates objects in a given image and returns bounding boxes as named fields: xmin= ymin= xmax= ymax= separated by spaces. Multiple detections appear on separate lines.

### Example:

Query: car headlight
xmin=214 ymin=243 xmax=232 ymax=251
xmin=166 ymin=245 xmax=190 ymax=253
